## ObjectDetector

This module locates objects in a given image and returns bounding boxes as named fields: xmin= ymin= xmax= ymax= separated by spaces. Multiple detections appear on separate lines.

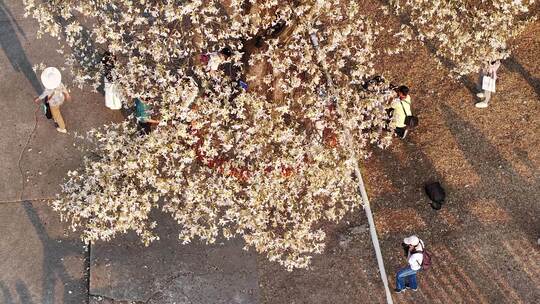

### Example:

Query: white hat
xmin=41 ymin=67 xmax=62 ymax=89
xmin=403 ymin=235 xmax=420 ymax=246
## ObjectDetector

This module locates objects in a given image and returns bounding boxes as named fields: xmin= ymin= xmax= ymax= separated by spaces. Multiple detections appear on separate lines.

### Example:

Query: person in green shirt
xmin=134 ymin=98 xmax=160 ymax=134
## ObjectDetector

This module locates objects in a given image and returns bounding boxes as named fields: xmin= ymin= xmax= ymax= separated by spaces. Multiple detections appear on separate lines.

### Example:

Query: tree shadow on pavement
xmin=438 ymin=102 xmax=539 ymax=234
xmin=365 ymin=96 xmax=539 ymax=301
xmin=503 ymin=56 xmax=540 ymax=98
xmin=370 ymin=103 xmax=538 ymax=236
xmin=15 ymin=280 xmax=37 ymax=304
xmin=0 ymin=280 xmax=39 ymax=304
xmin=22 ymin=201 xmax=87 ymax=304
xmin=0 ymin=281 xmax=15 ymax=304
xmin=0 ymin=0 xmax=42 ymax=94
xmin=370 ymin=121 xmax=539 ymax=303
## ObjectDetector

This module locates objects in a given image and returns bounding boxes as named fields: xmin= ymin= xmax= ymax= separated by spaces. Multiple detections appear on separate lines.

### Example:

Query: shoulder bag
xmin=400 ymin=100 xmax=418 ymax=129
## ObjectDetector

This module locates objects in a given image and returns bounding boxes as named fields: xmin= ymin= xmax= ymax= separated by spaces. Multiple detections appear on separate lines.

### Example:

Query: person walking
xmin=102 ymin=52 xmax=123 ymax=110
xmin=34 ymin=67 xmax=71 ymax=133
xmin=395 ymin=235 xmax=425 ymax=293
xmin=134 ymin=98 xmax=160 ymax=135
xmin=476 ymin=60 xmax=501 ymax=108
xmin=391 ymin=85 xmax=412 ymax=139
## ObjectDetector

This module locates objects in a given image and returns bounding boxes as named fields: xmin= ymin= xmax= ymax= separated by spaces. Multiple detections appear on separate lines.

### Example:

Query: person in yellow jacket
xmin=391 ymin=85 xmax=412 ymax=139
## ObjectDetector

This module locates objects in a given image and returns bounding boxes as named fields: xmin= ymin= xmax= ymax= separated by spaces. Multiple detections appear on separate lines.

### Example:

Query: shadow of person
xmin=0 ymin=1 xmax=42 ymax=94
xmin=22 ymin=201 xmax=87 ymax=304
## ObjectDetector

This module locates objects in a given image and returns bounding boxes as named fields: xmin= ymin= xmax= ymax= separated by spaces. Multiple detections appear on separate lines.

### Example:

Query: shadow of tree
xmin=369 ymin=115 xmax=539 ymax=302
xmin=22 ymin=201 xmax=88 ymax=304
xmin=0 ymin=0 xmax=42 ymax=94
xmin=0 ymin=281 xmax=15 ymax=304
xmin=15 ymin=280 xmax=36 ymax=304
xmin=438 ymin=103 xmax=539 ymax=232
xmin=503 ymin=56 xmax=540 ymax=98
xmin=375 ymin=0 xmax=479 ymax=98
xmin=370 ymin=102 xmax=539 ymax=235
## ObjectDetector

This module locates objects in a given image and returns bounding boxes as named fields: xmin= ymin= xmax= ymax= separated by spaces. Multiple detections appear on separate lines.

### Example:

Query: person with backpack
xmin=395 ymin=235 xmax=426 ymax=293
xmin=390 ymin=85 xmax=415 ymax=139
xmin=33 ymin=67 xmax=72 ymax=133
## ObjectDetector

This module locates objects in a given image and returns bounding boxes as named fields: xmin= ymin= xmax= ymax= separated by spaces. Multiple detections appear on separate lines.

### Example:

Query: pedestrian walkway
xmin=0 ymin=3 xmax=259 ymax=303
xmin=89 ymin=212 xmax=259 ymax=304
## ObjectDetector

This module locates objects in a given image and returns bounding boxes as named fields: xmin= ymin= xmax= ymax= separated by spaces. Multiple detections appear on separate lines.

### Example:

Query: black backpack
xmin=425 ymin=182 xmax=445 ymax=210
xmin=400 ymin=100 xmax=418 ymax=128
xmin=40 ymin=96 xmax=53 ymax=119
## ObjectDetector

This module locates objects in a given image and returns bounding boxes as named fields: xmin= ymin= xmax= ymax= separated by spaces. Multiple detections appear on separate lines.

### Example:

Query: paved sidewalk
xmin=0 ymin=2 xmax=259 ymax=303
xmin=0 ymin=0 xmax=123 ymax=203
xmin=90 ymin=213 xmax=259 ymax=304
xmin=0 ymin=201 xmax=87 ymax=304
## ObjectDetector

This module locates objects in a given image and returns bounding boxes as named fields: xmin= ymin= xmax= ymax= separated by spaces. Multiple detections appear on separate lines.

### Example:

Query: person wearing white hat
xmin=395 ymin=235 xmax=425 ymax=293
xmin=34 ymin=67 xmax=71 ymax=133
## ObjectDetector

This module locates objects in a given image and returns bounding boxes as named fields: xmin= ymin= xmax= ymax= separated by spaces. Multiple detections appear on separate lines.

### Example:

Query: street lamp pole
xmin=353 ymin=164 xmax=394 ymax=304
xmin=310 ymin=32 xmax=394 ymax=304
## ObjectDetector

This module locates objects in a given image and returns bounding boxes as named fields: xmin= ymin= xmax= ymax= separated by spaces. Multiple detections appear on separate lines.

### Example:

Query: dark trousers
xmin=395 ymin=127 xmax=406 ymax=138
xmin=138 ymin=122 xmax=152 ymax=135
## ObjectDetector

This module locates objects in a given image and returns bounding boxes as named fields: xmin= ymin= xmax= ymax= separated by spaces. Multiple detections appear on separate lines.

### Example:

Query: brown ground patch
xmin=258 ymin=4 xmax=540 ymax=304
xmin=374 ymin=207 xmax=426 ymax=235
xmin=469 ymin=199 xmax=512 ymax=225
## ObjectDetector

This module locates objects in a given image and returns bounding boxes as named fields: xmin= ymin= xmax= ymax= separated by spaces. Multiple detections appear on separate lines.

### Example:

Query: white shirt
xmin=483 ymin=60 xmax=501 ymax=80
xmin=391 ymin=95 xmax=412 ymax=128
xmin=104 ymin=77 xmax=123 ymax=110
xmin=407 ymin=240 xmax=424 ymax=271
xmin=207 ymin=53 xmax=224 ymax=71
xmin=39 ymin=83 xmax=68 ymax=107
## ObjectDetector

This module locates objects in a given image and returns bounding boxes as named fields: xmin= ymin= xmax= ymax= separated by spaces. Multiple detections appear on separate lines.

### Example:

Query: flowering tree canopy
xmin=384 ymin=0 xmax=537 ymax=76
xmin=24 ymin=0 xmax=536 ymax=269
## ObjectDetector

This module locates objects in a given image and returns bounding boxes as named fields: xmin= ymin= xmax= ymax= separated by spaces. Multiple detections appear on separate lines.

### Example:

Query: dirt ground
xmin=257 ymin=7 xmax=540 ymax=304
xmin=2 ymin=1 xmax=537 ymax=303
